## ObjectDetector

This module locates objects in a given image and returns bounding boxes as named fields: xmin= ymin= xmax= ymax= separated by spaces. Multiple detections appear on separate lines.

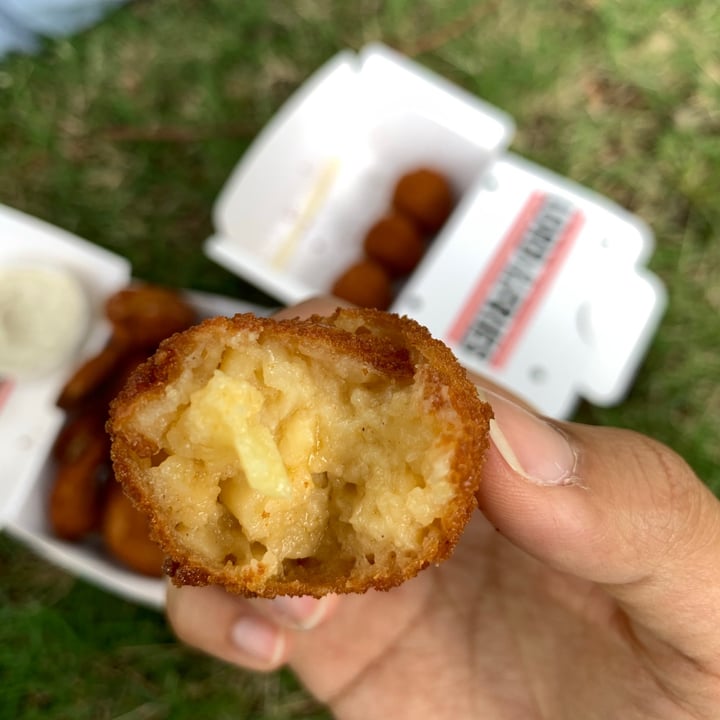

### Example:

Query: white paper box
xmin=0 ymin=205 xmax=268 ymax=608
xmin=0 ymin=204 xmax=130 ymax=528
xmin=392 ymin=155 xmax=667 ymax=418
xmin=205 ymin=43 xmax=515 ymax=303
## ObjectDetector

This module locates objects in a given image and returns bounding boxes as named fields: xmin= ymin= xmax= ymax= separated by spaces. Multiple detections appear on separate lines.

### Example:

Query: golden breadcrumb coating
xmin=108 ymin=309 xmax=491 ymax=597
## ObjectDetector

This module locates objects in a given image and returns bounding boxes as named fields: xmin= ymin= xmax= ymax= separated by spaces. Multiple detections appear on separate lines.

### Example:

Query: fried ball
xmin=49 ymin=433 xmax=108 ymax=541
xmin=108 ymin=309 xmax=491 ymax=598
xmin=105 ymin=284 xmax=197 ymax=349
xmin=363 ymin=213 xmax=426 ymax=277
xmin=57 ymin=285 xmax=197 ymax=411
xmin=53 ymin=406 xmax=107 ymax=465
xmin=392 ymin=168 xmax=454 ymax=233
xmin=331 ymin=260 xmax=393 ymax=310
xmin=103 ymin=482 xmax=165 ymax=577
xmin=56 ymin=337 xmax=129 ymax=410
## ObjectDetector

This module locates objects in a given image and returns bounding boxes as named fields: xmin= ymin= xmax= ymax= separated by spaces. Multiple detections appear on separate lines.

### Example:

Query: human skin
xmin=166 ymin=298 xmax=720 ymax=719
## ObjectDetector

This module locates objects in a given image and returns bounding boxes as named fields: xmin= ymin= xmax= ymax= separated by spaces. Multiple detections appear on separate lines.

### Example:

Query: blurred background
xmin=1 ymin=1 xmax=718 ymax=717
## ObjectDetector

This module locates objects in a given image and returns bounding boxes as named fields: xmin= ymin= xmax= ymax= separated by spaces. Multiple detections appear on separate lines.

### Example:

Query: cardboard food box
xmin=205 ymin=44 xmax=666 ymax=419
xmin=0 ymin=204 xmax=267 ymax=608
xmin=391 ymin=154 xmax=667 ymax=418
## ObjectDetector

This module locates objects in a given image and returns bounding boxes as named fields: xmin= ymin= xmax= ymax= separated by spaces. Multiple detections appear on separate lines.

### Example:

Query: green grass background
xmin=1 ymin=1 xmax=718 ymax=717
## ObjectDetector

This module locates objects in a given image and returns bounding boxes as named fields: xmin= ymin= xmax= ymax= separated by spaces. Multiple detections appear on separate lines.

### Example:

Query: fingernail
xmin=230 ymin=617 xmax=285 ymax=664
xmin=267 ymin=594 xmax=334 ymax=630
xmin=478 ymin=389 xmax=578 ymax=486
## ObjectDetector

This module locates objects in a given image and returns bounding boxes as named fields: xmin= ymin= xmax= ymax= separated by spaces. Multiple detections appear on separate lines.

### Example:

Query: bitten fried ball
xmin=392 ymin=168 xmax=454 ymax=233
xmin=331 ymin=260 xmax=393 ymax=310
xmin=108 ymin=309 xmax=492 ymax=598
xmin=363 ymin=213 xmax=426 ymax=277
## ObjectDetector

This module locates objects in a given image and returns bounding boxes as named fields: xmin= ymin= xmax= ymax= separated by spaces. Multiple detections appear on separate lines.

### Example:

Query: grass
xmin=1 ymin=0 xmax=718 ymax=717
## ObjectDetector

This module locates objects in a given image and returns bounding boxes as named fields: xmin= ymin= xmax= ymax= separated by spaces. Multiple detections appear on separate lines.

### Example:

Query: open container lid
xmin=206 ymin=42 xmax=515 ymax=303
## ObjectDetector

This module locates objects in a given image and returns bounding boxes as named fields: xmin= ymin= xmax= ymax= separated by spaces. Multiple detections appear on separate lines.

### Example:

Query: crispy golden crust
xmin=108 ymin=309 xmax=492 ymax=597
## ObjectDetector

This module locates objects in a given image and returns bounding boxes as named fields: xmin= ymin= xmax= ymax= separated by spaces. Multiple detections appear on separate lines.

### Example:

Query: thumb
xmin=476 ymin=388 xmax=720 ymax=671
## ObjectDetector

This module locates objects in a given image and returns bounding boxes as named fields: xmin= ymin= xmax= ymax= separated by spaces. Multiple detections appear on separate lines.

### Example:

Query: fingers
xmin=166 ymin=585 xmax=287 ymax=671
xmin=166 ymin=584 xmax=338 ymax=672
xmin=476 ymin=387 xmax=720 ymax=669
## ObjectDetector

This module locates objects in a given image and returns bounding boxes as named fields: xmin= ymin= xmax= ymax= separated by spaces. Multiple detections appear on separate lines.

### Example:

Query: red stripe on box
xmin=0 ymin=381 xmax=13 ymax=412
xmin=489 ymin=209 xmax=584 ymax=369
xmin=447 ymin=191 xmax=546 ymax=344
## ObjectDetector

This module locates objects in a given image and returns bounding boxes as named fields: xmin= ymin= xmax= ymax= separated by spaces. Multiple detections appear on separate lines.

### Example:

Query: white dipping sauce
xmin=0 ymin=265 xmax=90 ymax=378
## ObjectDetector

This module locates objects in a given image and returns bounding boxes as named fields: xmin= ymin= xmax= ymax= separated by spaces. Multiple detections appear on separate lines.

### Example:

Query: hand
xmin=166 ymin=298 xmax=720 ymax=719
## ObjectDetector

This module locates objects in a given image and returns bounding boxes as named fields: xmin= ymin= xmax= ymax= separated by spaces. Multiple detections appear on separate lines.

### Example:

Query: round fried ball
xmin=332 ymin=260 xmax=393 ymax=310
xmin=392 ymin=168 xmax=454 ymax=234
xmin=363 ymin=213 xmax=426 ymax=277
